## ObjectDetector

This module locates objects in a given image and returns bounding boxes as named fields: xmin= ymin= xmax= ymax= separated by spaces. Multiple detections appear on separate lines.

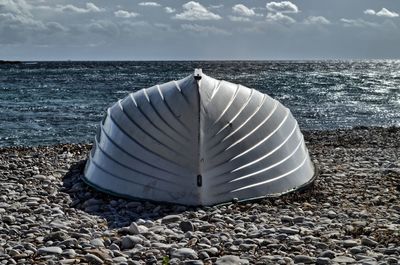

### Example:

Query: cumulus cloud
xmin=46 ymin=21 xmax=68 ymax=32
xmin=266 ymin=12 xmax=295 ymax=24
xmin=228 ymin=16 xmax=250 ymax=22
xmin=56 ymin=3 xmax=104 ymax=13
xmin=304 ymin=16 xmax=330 ymax=25
xmin=181 ymin=24 xmax=230 ymax=35
xmin=266 ymin=1 xmax=299 ymax=14
xmin=174 ymin=1 xmax=221 ymax=21
xmin=364 ymin=8 xmax=399 ymax=18
xmin=164 ymin=7 xmax=175 ymax=13
xmin=209 ymin=4 xmax=224 ymax=9
xmin=138 ymin=2 xmax=161 ymax=7
xmin=0 ymin=0 xmax=69 ymax=44
xmin=364 ymin=9 xmax=376 ymax=15
xmin=232 ymin=4 xmax=255 ymax=17
xmin=114 ymin=10 xmax=139 ymax=18
xmin=340 ymin=18 xmax=378 ymax=27
xmin=87 ymin=20 xmax=119 ymax=37
xmin=0 ymin=0 xmax=32 ymax=16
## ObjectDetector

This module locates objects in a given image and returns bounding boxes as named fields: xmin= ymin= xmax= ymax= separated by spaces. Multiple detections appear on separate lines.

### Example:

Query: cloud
xmin=364 ymin=9 xmax=376 ymax=15
xmin=114 ymin=10 xmax=139 ymax=18
xmin=181 ymin=24 xmax=230 ymax=35
xmin=232 ymin=4 xmax=255 ymax=17
xmin=0 ymin=12 xmax=41 ymax=44
xmin=304 ymin=16 xmax=330 ymax=25
xmin=164 ymin=7 xmax=175 ymax=13
xmin=229 ymin=16 xmax=250 ymax=22
xmin=0 ymin=1 xmax=69 ymax=45
xmin=138 ymin=2 xmax=161 ymax=7
xmin=209 ymin=4 xmax=224 ymax=9
xmin=174 ymin=1 xmax=221 ymax=21
xmin=340 ymin=18 xmax=378 ymax=28
xmin=87 ymin=20 xmax=119 ymax=37
xmin=364 ymin=8 xmax=399 ymax=18
xmin=46 ymin=21 xmax=68 ymax=32
xmin=56 ymin=3 xmax=104 ymax=13
xmin=0 ymin=0 xmax=32 ymax=16
xmin=266 ymin=12 xmax=295 ymax=24
xmin=266 ymin=1 xmax=299 ymax=14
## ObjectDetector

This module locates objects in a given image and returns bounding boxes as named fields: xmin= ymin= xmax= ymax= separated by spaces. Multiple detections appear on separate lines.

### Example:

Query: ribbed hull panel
xmin=84 ymin=71 xmax=315 ymax=205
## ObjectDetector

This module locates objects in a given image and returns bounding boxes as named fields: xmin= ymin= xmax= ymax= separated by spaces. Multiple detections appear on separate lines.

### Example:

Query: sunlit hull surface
xmin=83 ymin=70 xmax=315 ymax=206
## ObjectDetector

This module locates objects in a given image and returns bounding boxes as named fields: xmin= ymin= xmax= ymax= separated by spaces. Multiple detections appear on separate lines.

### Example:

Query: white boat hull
xmin=83 ymin=70 xmax=315 ymax=206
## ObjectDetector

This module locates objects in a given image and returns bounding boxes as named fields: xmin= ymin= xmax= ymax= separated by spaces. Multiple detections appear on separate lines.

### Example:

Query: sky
xmin=0 ymin=0 xmax=400 ymax=60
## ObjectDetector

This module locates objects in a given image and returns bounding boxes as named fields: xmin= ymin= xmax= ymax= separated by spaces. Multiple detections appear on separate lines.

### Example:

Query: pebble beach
xmin=0 ymin=127 xmax=399 ymax=265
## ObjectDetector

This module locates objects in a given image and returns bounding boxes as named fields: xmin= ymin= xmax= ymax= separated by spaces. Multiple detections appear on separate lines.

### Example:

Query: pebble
xmin=129 ymin=222 xmax=148 ymax=234
xmin=214 ymin=255 xmax=249 ymax=265
xmin=332 ymin=256 xmax=356 ymax=263
xmin=320 ymin=250 xmax=335 ymax=259
xmin=121 ymin=236 xmax=143 ymax=249
xmin=342 ymin=240 xmax=359 ymax=247
xmin=182 ymin=260 xmax=204 ymax=265
xmin=316 ymin=257 xmax=331 ymax=265
xmin=112 ymin=256 xmax=127 ymax=263
xmin=84 ymin=253 xmax=104 ymax=265
xmin=180 ymin=221 xmax=194 ymax=232
xmin=171 ymin=248 xmax=198 ymax=260
xmin=294 ymin=255 xmax=315 ymax=264
xmin=361 ymin=237 xmax=378 ymax=247
xmin=161 ymin=215 xmax=182 ymax=224
xmin=90 ymin=238 xmax=105 ymax=248
xmin=37 ymin=247 xmax=63 ymax=255
xmin=3 ymin=215 xmax=15 ymax=224
xmin=0 ymin=128 xmax=399 ymax=264
xmin=278 ymin=227 xmax=299 ymax=235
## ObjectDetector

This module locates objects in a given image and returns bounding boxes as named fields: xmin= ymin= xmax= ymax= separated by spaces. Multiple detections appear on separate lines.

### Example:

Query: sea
xmin=1 ymin=60 xmax=399 ymax=147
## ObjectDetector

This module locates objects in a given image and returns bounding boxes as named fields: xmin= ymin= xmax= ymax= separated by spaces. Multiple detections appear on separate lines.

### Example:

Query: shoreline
xmin=1 ymin=126 xmax=398 ymax=151
xmin=0 ymin=126 xmax=399 ymax=264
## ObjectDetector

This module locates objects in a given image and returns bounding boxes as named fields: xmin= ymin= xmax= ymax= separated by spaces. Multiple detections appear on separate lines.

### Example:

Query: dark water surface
xmin=1 ymin=60 xmax=399 ymax=147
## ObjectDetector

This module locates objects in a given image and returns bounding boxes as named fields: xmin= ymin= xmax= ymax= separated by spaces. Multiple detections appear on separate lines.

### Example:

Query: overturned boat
xmin=83 ymin=69 xmax=316 ymax=206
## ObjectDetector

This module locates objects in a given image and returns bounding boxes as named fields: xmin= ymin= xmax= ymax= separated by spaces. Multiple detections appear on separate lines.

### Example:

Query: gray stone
xmin=293 ymin=255 xmax=315 ymax=264
xmin=109 ymin=243 xmax=120 ymax=251
xmin=84 ymin=253 xmax=104 ymax=265
xmin=361 ymin=237 xmax=378 ymax=247
xmin=281 ymin=216 xmax=293 ymax=222
xmin=203 ymin=247 xmax=219 ymax=256
xmin=293 ymin=216 xmax=305 ymax=223
xmin=112 ymin=256 xmax=127 ymax=263
xmin=161 ymin=215 xmax=182 ymax=224
xmin=3 ymin=215 xmax=15 ymax=224
xmin=180 ymin=221 xmax=194 ymax=232
xmin=278 ymin=227 xmax=299 ymax=235
xmin=387 ymin=257 xmax=399 ymax=264
xmin=129 ymin=222 xmax=148 ymax=234
xmin=37 ymin=247 xmax=63 ymax=255
xmin=316 ymin=257 xmax=331 ymax=265
xmin=214 ymin=255 xmax=249 ymax=265
xmin=342 ymin=240 xmax=359 ymax=247
xmin=182 ymin=260 xmax=204 ymax=265
xmin=198 ymin=251 xmax=209 ymax=260
xmin=349 ymin=246 xmax=363 ymax=255
xmin=332 ymin=256 xmax=356 ymax=263
xmin=90 ymin=238 xmax=105 ymax=248
xmin=121 ymin=236 xmax=143 ymax=249
xmin=320 ymin=250 xmax=335 ymax=259
xmin=62 ymin=249 xmax=76 ymax=258
xmin=171 ymin=248 xmax=198 ymax=260
xmin=327 ymin=210 xmax=337 ymax=218
xmin=239 ymin=243 xmax=257 ymax=251
xmin=59 ymin=259 xmax=77 ymax=264
xmin=8 ymin=249 xmax=19 ymax=257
